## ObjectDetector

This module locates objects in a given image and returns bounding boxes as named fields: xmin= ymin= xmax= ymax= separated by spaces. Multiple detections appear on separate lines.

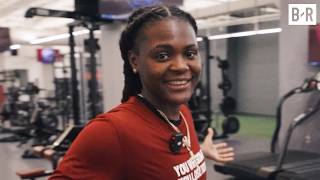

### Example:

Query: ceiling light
xmin=30 ymin=29 xmax=90 ymax=44
xmin=217 ymin=0 xmax=238 ymax=2
xmin=197 ymin=37 xmax=203 ymax=41
xmin=256 ymin=28 xmax=282 ymax=34
xmin=10 ymin=44 xmax=21 ymax=50
xmin=183 ymin=0 xmax=221 ymax=11
xmin=207 ymin=28 xmax=282 ymax=40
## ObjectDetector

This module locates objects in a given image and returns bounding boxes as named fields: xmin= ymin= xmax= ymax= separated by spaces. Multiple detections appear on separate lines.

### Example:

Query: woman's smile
xmin=165 ymin=78 xmax=192 ymax=91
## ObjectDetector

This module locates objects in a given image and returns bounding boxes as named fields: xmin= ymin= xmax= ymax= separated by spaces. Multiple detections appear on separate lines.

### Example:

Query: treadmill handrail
xmin=271 ymin=72 xmax=320 ymax=153
xmin=275 ymin=98 xmax=320 ymax=171
xmin=271 ymin=87 xmax=301 ymax=153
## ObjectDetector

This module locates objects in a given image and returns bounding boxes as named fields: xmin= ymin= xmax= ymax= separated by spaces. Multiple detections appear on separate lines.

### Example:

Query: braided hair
xmin=119 ymin=5 xmax=198 ymax=102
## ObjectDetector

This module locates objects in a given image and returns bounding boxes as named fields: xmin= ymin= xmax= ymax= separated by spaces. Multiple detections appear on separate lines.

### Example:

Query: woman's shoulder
xmin=180 ymin=104 xmax=192 ymax=117
xmin=89 ymin=96 xmax=146 ymax=125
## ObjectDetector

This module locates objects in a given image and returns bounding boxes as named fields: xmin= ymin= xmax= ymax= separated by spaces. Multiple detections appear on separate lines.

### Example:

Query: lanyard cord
xmin=157 ymin=110 xmax=193 ymax=157
xmin=136 ymin=94 xmax=194 ymax=157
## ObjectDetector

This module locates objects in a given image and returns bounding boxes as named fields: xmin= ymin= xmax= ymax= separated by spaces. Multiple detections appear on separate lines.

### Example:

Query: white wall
xmin=0 ymin=54 xmax=4 ymax=71
xmin=229 ymin=29 xmax=279 ymax=116
xmin=0 ymin=45 xmax=69 ymax=93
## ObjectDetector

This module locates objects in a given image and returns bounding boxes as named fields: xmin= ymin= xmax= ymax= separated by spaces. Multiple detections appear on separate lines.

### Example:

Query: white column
xmin=0 ymin=54 xmax=4 ymax=71
xmin=100 ymin=22 xmax=125 ymax=111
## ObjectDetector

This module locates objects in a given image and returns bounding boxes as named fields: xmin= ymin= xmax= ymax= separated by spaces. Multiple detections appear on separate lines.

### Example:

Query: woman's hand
xmin=201 ymin=128 xmax=235 ymax=163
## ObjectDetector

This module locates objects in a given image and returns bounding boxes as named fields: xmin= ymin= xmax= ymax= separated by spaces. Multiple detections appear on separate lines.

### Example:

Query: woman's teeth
xmin=168 ymin=80 xmax=188 ymax=85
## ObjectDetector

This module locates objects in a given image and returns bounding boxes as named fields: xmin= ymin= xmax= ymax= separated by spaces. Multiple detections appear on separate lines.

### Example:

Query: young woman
xmin=50 ymin=5 xmax=233 ymax=180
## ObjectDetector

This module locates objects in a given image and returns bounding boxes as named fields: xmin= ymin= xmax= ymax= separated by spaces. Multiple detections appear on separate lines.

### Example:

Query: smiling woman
xmin=128 ymin=18 xmax=201 ymax=119
xmin=50 ymin=5 xmax=233 ymax=180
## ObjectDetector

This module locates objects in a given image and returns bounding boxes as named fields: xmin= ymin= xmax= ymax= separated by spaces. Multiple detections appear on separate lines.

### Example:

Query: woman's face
xmin=130 ymin=18 xmax=201 ymax=106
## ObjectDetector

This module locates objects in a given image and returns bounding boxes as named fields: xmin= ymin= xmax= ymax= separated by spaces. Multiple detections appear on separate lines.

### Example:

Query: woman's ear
xmin=128 ymin=50 xmax=139 ymax=73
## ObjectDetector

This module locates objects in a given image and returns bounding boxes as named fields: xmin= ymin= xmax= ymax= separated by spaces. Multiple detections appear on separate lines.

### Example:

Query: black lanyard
xmin=135 ymin=94 xmax=184 ymax=154
xmin=135 ymin=94 xmax=181 ymax=126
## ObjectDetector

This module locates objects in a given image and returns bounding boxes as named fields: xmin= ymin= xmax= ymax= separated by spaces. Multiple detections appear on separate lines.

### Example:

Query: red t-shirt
xmin=50 ymin=96 xmax=207 ymax=180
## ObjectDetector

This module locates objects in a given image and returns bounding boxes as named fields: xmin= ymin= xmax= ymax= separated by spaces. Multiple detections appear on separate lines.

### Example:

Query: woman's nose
xmin=169 ymin=56 xmax=189 ymax=72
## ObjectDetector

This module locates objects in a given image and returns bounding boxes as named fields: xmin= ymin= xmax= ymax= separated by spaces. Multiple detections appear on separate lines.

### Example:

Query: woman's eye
xmin=185 ymin=51 xmax=198 ymax=59
xmin=156 ymin=52 xmax=170 ymax=61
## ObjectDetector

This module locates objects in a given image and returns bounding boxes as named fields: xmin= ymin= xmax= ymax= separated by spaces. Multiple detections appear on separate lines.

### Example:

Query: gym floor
xmin=0 ymin=114 xmax=274 ymax=180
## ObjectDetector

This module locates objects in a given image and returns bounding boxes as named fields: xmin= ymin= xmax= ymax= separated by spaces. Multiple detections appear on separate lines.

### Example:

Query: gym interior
xmin=0 ymin=0 xmax=320 ymax=179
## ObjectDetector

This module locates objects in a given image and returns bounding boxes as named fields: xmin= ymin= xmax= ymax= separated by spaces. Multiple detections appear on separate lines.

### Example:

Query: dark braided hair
xmin=119 ymin=5 xmax=198 ymax=102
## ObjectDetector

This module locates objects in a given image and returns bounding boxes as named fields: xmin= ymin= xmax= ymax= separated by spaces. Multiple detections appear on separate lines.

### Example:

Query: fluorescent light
xmin=10 ymin=44 xmax=21 ymax=50
xmin=197 ymin=37 xmax=203 ymax=41
xmin=183 ymin=0 xmax=221 ymax=11
xmin=30 ymin=34 xmax=69 ymax=44
xmin=256 ymin=28 xmax=282 ymax=34
xmin=30 ymin=29 xmax=90 ymax=44
xmin=230 ymin=30 xmax=257 ymax=37
xmin=218 ymin=0 xmax=238 ymax=2
xmin=209 ymin=33 xmax=233 ymax=40
xmin=207 ymin=28 xmax=282 ymax=40
xmin=72 ymin=30 xmax=90 ymax=36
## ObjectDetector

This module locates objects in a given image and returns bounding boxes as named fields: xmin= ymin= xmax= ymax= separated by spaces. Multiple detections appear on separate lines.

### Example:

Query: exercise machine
xmin=25 ymin=5 xmax=113 ymax=125
xmin=16 ymin=124 xmax=83 ymax=179
xmin=216 ymin=56 xmax=239 ymax=138
xmin=189 ymin=36 xmax=240 ymax=139
xmin=189 ymin=37 xmax=213 ymax=140
xmin=214 ymin=72 xmax=320 ymax=180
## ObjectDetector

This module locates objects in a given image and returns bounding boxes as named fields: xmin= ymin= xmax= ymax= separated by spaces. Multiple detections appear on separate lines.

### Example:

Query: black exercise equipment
xmin=271 ymin=72 xmax=320 ymax=153
xmin=215 ymin=56 xmax=239 ymax=137
xmin=25 ymin=7 xmax=113 ymax=23
xmin=214 ymin=72 xmax=320 ymax=180
xmin=68 ymin=22 xmax=103 ymax=123
xmin=16 ymin=124 xmax=83 ymax=180
xmin=218 ymin=60 xmax=229 ymax=69
xmin=218 ymin=78 xmax=232 ymax=92
xmin=83 ymin=33 xmax=103 ymax=119
xmin=215 ymin=150 xmax=320 ymax=180
xmin=216 ymin=56 xmax=236 ymax=112
xmin=215 ymin=102 xmax=320 ymax=180
xmin=68 ymin=24 xmax=81 ymax=125
xmin=0 ymin=82 xmax=64 ymax=160
xmin=220 ymin=96 xmax=237 ymax=115
xmin=189 ymin=36 xmax=213 ymax=140
xmin=51 ymin=124 xmax=83 ymax=151
xmin=0 ymin=86 xmax=20 ymax=124
xmin=222 ymin=116 xmax=240 ymax=134
xmin=25 ymin=5 xmax=114 ymax=125
xmin=24 ymin=7 xmax=83 ymax=125
xmin=53 ymin=77 xmax=72 ymax=129
xmin=16 ymin=168 xmax=53 ymax=180
xmin=189 ymin=37 xmax=239 ymax=139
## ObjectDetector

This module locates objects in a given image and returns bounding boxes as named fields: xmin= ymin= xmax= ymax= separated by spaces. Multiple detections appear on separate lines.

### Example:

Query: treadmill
xmin=214 ymin=75 xmax=320 ymax=180
xmin=214 ymin=151 xmax=320 ymax=180
xmin=275 ymin=158 xmax=320 ymax=180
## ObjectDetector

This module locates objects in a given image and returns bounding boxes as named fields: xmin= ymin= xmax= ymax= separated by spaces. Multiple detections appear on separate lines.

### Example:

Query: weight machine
xmin=189 ymin=36 xmax=239 ymax=139
xmin=25 ymin=7 xmax=113 ymax=124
